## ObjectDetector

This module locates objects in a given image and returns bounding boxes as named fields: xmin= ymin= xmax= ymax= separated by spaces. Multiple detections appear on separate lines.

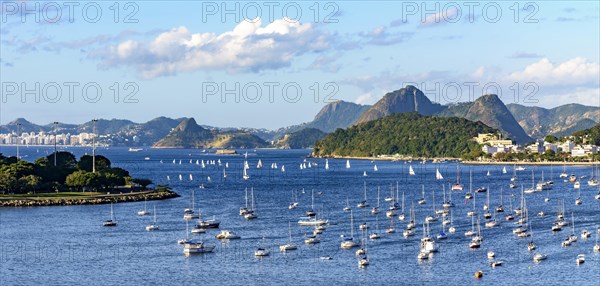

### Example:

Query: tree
xmin=77 ymin=155 xmax=111 ymax=172
xmin=544 ymin=135 xmax=558 ymax=143
xmin=18 ymin=175 xmax=41 ymax=193
xmin=65 ymin=170 xmax=99 ymax=191
xmin=46 ymin=151 xmax=77 ymax=168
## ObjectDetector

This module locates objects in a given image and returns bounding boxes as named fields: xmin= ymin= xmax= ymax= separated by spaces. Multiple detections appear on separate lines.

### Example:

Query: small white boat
xmin=358 ymin=256 xmax=369 ymax=267
xmin=255 ymin=248 xmax=270 ymax=257
xmin=533 ymin=253 xmax=547 ymax=262
xmin=216 ymin=230 xmax=240 ymax=240
xmin=183 ymin=241 xmax=215 ymax=254
xmin=489 ymin=260 xmax=503 ymax=267
xmin=576 ymin=254 xmax=585 ymax=265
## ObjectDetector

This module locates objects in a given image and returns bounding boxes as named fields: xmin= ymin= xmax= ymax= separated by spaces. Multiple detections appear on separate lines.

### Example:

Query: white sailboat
xmin=373 ymin=165 xmax=378 ymax=172
xmin=357 ymin=181 xmax=369 ymax=208
xmin=243 ymin=161 xmax=250 ymax=180
xmin=325 ymin=159 xmax=329 ymax=170
xmin=244 ymin=188 xmax=258 ymax=220
xmin=409 ymin=165 xmax=415 ymax=176
xmin=184 ymin=190 xmax=199 ymax=220
xmin=146 ymin=205 xmax=159 ymax=231
xmin=103 ymin=203 xmax=117 ymax=227
xmin=341 ymin=209 xmax=359 ymax=249
xmin=279 ymin=222 xmax=298 ymax=252
xmin=137 ymin=198 xmax=150 ymax=216
xmin=257 ymin=159 xmax=263 ymax=169
xmin=346 ymin=160 xmax=351 ymax=169
xmin=436 ymin=168 xmax=444 ymax=180
xmin=451 ymin=164 xmax=462 ymax=191
xmin=371 ymin=187 xmax=380 ymax=214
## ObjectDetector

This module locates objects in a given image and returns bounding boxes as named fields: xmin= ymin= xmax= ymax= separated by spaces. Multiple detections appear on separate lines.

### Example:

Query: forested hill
xmin=313 ymin=113 xmax=497 ymax=158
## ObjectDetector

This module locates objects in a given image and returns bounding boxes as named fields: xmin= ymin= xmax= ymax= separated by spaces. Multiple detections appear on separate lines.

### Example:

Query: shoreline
xmin=0 ymin=188 xmax=179 ymax=207
xmin=313 ymin=155 xmax=598 ymax=165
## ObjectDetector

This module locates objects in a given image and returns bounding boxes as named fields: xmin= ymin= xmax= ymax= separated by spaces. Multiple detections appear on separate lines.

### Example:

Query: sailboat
xmin=436 ymin=168 xmax=444 ymax=180
xmin=182 ymin=225 xmax=215 ymax=255
xmin=448 ymin=209 xmax=456 ymax=233
xmin=357 ymin=182 xmax=369 ymax=208
xmin=371 ymin=187 xmax=381 ymax=214
xmin=418 ymin=185 xmax=426 ymax=205
xmin=502 ymin=166 xmax=507 ymax=174
xmin=244 ymin=188 xmax=258 ymax=220
xmin=184 ymin=190 xmax=199 ymax=220
xmin=420 ymin=221 xmax=438 ymax=253
xmin=306 ymin=189 xmax=316 ymax=217
xmin=409 ymin=165 xmax=415 ymax=176
xmin=325 ymin=159 xmax=329 ymax=170
xmin=374 ymin=165 xmax=378 ymax=172
xmin=575 ymin=185 xmax=582 ymax=205
xmin=243 ymin=161 xmax=250 ymax=180
xmin=451 ymin=164 xmax=463 ymax=191
xmin=341 ymin=209 xmax=359 ymax=249
xmin=279 ymin=222 xmax=298 ymax=252
xmin=137 ymin=198 xmax=150 ymax=216
xmin=398 ymin=191 xmax=406 ymax=220
xmin=346 ymin=160 xmax=351 ymax=169
xmin=103 ymin=203 xmax=117 ymax=226
xmin=255 ymin=237 xmax=270 ymax=257
xmin=524 ymin=169 xmax=535 ymax=194
xmin=343 ymin=197 xmax=351 ymax=212
xmin=496 ymin=187 xmax=504 ymax=213
xmin=146 ymin=205 xmax=159 ymax=231
xmin=369 ymin=215 xmax=381 ymax=240
xmin=288 ymin=190 xmax=299 ymax=209
xmin=257 ymin=159 xmax=262 ymax=169
xmin=559 ymin=161 xmax=568 ymax=178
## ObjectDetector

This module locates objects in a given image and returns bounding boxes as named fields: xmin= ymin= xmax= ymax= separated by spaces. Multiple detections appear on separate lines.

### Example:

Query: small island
xmin=0 ymin=152 xmax=178 ymax=207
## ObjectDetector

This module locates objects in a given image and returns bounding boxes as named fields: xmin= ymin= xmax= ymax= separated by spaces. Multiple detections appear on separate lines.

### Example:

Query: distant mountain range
xmin=507 ymin=103 xmax=600 ymax=138
xmin=152 ymin=118 xmax=268 ymax=149
xmin=2 ymin=85 xmax=598 ymax=148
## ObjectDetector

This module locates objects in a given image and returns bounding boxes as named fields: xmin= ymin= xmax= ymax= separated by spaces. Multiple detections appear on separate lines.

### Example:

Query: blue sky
xmin=1 ymin=1 xmax=599 ymax=129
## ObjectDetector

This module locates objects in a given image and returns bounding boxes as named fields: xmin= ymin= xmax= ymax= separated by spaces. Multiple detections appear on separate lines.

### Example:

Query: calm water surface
xmin=1 ymin=146 xmax=599 ymax=285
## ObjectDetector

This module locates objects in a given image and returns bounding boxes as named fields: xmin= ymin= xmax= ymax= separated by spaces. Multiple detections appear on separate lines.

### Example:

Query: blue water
xmin=1 ymin=146 xmax=599 ymax=285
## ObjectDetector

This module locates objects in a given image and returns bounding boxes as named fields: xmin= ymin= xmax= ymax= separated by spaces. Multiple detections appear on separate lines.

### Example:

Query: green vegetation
xmin=573 ymin=123 xmax=600 ymax=146
xmin=0 ymin=152 xmax=152 ymax=194
xmin=313 ymin=112 xmax=496 ymax=159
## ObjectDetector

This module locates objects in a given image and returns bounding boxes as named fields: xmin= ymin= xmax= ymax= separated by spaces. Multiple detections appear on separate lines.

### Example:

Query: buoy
xmin=475 ymin=271 xmax=484 ymax=279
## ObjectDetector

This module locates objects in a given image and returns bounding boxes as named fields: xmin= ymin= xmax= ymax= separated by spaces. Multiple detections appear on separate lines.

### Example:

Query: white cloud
xmin=420 ymin=7 xmax=458 ymax=27
xmin=92 ymin=19 xmax=331 ymax=78
xmin=355 ymin=92 xmax=380 ymax=105
xmin=506 ymin=57 xmax=599 ymax=86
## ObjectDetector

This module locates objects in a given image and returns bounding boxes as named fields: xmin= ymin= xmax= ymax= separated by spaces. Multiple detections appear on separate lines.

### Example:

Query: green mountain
xmin=355 ymin=85 xmax=445 ymax=124
xmin=573 ymin=123 xmax=600 ymax=146
xmin=313 ymin=112 xmax=497 ymax=158
xmin=152 ymin=118 xmax=267 ymax=149
xmin=507 ymin=103 xmax=600 ymax=138
xmin=275 ymin=128 xmax=328 ymax=149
